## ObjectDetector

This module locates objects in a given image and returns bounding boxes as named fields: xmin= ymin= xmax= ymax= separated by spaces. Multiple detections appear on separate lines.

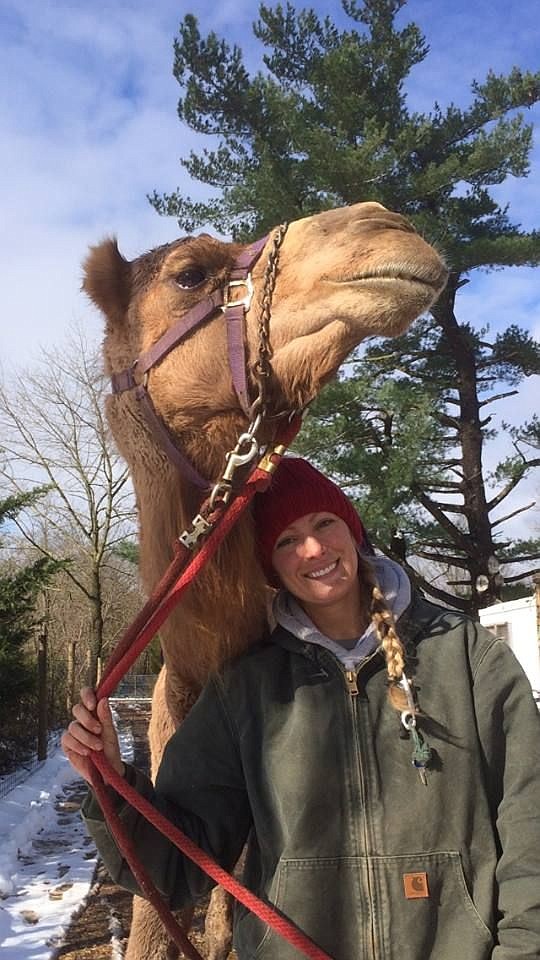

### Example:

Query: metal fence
xmin=109 ymin=674 xmax=157 ymax=701
xmin=0 ymin=676 xmax=157 ymax=801
xmin=0 ymin=730 xmax=63 ymax=801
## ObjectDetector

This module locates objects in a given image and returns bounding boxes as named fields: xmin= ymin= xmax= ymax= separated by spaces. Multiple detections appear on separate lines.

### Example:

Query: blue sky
xmin=0 ymin=0 xmax=538 ymax=529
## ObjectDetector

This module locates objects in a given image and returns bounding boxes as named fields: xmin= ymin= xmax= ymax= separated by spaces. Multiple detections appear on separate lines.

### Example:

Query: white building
xmin=479 ymin=594 xmax=540 ymax=696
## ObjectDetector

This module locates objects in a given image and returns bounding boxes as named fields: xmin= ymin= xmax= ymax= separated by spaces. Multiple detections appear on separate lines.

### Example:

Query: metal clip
xmin=208 ymin=410 xmax=263 ymax=511
xmin=222 ymin=436 xmax=259 ymax=482
xmin=400 ymin=710 xmax=416 ymax=731
xmin=221 ymin=274 xmax=254 ymax=312
xmin=399 ymin=673 xmax=417 ymax=731
xmin=208 ymin=481 xmax=233 ymax=511
xmin=178 ymin=513 xmax=213 ymax=550
xmin=209 ymin=440 xmax=259 ymax=511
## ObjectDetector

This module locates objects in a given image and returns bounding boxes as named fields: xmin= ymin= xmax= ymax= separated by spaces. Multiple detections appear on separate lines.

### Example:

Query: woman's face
xmin=271 ymin=512 xmax=359 ymax=611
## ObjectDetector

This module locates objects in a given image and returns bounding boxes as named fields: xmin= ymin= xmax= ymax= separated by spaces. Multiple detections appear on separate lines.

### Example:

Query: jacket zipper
xmin=344 ymin=647 xmax=380 ymax=697
xmin=344 ymin=661 xmax=378 ymax=959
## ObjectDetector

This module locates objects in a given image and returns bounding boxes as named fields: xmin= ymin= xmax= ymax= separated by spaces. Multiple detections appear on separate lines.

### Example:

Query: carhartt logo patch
xmin=403 ymin=872 xmax=429 ymax=899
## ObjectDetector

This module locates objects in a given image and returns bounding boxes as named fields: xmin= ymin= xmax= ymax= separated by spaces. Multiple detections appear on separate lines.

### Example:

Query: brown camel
xmin=83 ymin=201 xmax=447 ymax=960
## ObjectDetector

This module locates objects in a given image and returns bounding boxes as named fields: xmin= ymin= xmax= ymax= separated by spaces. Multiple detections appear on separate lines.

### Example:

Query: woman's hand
xmin=61 ymin=687 xmax=124 ymax=783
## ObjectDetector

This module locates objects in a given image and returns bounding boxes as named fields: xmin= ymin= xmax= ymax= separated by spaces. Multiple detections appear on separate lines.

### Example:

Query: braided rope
xmin=90 ymin=755 xmax=333 ymax=960
xmin=88 ymin=415 xmax=338 ymax=960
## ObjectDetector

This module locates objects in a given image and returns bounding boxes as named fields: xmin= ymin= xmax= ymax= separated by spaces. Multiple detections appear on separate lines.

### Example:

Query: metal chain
xmin=250 ymin=222 xmax=289 ymax=419
xmin=207 ymin=222 xmax=289 ymax=511
xmin=182 ymin=223 xmax=289 ymax=529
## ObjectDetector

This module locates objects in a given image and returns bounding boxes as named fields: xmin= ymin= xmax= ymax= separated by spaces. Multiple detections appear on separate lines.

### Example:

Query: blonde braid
xmin=357 ymin=555 xmax=411 ymax=715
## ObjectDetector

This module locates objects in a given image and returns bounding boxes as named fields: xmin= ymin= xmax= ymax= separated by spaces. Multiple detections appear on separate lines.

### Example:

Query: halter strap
xmin=135 ymin=289 xmax=224 ymax=378
xmin=134 ymin=386 xmax=210 ymax=490
xmin=110 ymin=234 xmax=270 ymax=487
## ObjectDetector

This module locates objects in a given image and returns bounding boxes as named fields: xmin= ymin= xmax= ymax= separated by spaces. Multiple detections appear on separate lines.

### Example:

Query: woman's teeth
xmin=306 ymin=560 xmax=338 ymax=579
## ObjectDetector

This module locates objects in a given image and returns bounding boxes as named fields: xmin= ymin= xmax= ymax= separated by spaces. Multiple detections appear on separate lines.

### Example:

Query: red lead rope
xmin=89 ymin=417 xmax=335 ymax=960
xmin=90 ymin=756 xmax=333 ymax=960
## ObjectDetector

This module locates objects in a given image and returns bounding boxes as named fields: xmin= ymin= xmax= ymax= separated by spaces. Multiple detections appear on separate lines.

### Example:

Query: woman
xmin=62 ymin=458 xmax=540 ymax=960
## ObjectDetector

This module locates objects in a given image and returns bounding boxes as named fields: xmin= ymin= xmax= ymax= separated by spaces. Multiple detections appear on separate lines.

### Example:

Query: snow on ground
xmin=0 ymin=712 xmax=133 ymax=959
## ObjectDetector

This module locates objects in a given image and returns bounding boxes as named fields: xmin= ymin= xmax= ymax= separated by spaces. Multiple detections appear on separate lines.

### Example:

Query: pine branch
xmin=487 ymin=460 xmax=540 ymax=510
xmin=499 ymin=553 xmax=540 ymax=564
xmin=479 ymin=390 xmax=519 ymax=407
xmin=504 ymin=568 xmax=540 ymax=583
xmin=412 ymin=487 xmax=472 ymax=553
xmin=491 ymin=502 xmax=535 ymax=528
xmin=414 ymin=551 xmax=471 ymax=569
xmin=423 ymin=481 xmax=464 ymax=492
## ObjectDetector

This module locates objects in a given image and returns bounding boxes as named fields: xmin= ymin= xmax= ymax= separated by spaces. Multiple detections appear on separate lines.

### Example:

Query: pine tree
xmin=151 ymin=0 xmax=540 ymax=612
xmin=0 ymin=490 xmax=61 ymax=721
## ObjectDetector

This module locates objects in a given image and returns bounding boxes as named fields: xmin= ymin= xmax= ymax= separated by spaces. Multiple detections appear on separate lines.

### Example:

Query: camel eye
xmin=174 ymin=267 xmax=206 ymax=289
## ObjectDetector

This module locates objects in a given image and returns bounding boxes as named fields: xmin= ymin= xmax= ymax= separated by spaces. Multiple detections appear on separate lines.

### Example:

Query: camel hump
xmin=82 ymin=238 xmax=131 ymax=325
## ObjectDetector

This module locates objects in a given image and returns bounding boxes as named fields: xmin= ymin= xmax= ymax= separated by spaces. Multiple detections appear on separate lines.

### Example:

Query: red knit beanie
xmin=253 ymin=458 xmax=368 ymax=585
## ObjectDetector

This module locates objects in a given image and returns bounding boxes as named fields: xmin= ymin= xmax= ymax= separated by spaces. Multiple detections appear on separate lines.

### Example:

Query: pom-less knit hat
xmin=253 ymin=457 xmax=369 ymax=585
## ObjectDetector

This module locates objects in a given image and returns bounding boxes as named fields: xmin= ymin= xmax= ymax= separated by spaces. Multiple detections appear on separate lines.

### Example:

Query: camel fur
xmin=83 ymin=201 xmax=447 ymax=960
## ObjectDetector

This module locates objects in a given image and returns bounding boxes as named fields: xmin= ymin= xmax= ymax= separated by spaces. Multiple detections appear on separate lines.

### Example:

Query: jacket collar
xmin=270 ymin=589 xmax=445 ymax=666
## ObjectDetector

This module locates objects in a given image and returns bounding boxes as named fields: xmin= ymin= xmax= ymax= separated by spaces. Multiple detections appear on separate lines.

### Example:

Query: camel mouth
xmin=325 ymin=268 xmax=448 ymax=293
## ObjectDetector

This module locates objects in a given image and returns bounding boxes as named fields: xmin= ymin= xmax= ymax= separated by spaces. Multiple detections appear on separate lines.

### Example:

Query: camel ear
xmin=82 ymin=238 xmax=131 ymax=326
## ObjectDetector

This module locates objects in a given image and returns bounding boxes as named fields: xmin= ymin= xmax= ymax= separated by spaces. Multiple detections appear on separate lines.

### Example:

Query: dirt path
xmin=52 ymin=861 xmax=133 ymax=959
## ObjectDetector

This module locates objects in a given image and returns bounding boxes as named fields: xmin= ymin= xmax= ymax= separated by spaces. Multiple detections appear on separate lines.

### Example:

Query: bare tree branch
xmin=0 ymin=328 xmax=137 ymax=685
xmin=491 ymin=502 xmax=535 ymax=528
xmin=504 ymin=568 xmax=540 ymax=583
xmin=487 ymin=464 xmax=540 ymax=511
xmin=479 ymin=390 xmax=519 ymax=408
xmin=499 ymin=552 xmax=540 ymax=565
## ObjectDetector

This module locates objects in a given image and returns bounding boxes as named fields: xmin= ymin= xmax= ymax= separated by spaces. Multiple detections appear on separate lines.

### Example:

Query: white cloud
xmin=0 ymin=0 xmax=198 ymax=366
xmin=401 ymin=0 xmax=540 ymax=110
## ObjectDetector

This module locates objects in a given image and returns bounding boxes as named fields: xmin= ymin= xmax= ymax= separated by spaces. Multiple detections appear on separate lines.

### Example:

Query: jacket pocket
xmin=234 ymin=852 xmax=494 ymax=960
xmin=371 ymin=850 xmax=494 ymax=960
xmin=235 ymin=857 xmax=367 ymax=960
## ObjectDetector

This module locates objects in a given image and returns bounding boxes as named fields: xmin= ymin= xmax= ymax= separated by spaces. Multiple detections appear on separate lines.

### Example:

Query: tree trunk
xmin=37 ymin=633 xmax=48 ymax=760
xmin=86 ymin=566 xmax=104 ymax=688
xmin=433 ymin=278 xmax=502 ymax=615
xmin=66 ymin=638 xmax=77 ymax=715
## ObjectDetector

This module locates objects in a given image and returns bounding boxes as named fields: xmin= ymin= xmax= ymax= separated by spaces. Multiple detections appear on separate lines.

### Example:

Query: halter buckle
xmin=221 ymin=274 xmax=254 ymax=312
xmin=178 ymin=513 xmax=213 ymax=550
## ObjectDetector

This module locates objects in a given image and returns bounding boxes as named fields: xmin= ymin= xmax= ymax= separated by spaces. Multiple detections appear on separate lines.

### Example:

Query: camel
xmin=83 ymin=201 xmax=447 ymax=960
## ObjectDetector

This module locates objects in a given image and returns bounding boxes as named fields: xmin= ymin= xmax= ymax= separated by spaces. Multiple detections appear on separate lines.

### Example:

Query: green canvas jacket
xmin=82 ymin=593 xmax=540 ymax=959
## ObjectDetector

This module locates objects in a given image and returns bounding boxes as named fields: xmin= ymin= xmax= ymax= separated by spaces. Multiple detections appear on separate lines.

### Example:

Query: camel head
xmin=82 ymin=201 xmax=447 ymax=693
xmin=83 ymin=202 xmax=446 ymax=493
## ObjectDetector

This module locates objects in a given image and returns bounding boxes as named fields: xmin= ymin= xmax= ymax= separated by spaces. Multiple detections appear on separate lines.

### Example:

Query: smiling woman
xmin=271 ymin=514 xmax=366 ymax=636
xmin=64 ymin=454 xmax=540 ymax=960
xmin=256 ymin=463 xmax=370 ymax=640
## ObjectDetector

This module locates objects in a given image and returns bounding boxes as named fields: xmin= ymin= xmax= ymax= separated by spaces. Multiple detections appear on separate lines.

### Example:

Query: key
xmin=412 ymin=759 xmax=428 ymax=786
